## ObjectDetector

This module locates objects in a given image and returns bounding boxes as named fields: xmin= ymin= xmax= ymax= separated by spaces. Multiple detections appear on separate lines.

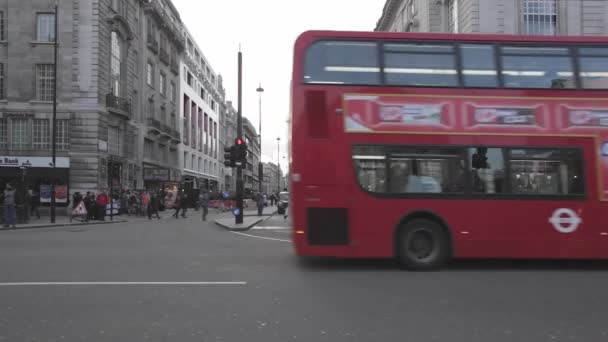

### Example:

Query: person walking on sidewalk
xmin=200 ymin=190 xmax=210 ymax=221
xmin=28 ymin=188 xmax=40 ymax=219
xmin=147 ymin=191 xmax=161 ymax=220
xmin=3 ymin=183 xmax=17 ymax=228
xmin=179 ymin=192 xmax=188 ymax=218
xmin=96 ymin=191 xmax=109 ymax=221
xmin=173 ymin=192 xmax=188 ymax=218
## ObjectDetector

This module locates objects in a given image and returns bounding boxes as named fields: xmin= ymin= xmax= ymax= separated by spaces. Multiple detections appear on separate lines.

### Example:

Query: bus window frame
xmin=351 ymin=143 xmax=587 ymax=201
xmin=300 ymin=38 xmax=608 ymax=91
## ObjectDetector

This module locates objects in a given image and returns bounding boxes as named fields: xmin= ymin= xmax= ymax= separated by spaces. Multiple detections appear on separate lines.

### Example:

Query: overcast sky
xmin=172 ymin=0 xmax=385 ymax=171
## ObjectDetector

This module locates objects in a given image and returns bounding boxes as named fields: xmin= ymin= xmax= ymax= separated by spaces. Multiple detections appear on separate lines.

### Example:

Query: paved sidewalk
xmin=0 ymin=211 xmax=177 ymax=231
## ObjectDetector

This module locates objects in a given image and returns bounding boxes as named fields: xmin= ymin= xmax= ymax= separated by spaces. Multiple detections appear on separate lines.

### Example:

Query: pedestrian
xmin=28 ymin=188 xmax=40 ymax=219
xmin=148 ymin=192 xmax=161 ymax=220
xmin=172 ymin=193 xmax=181 ymax=218
xmin=179 ymin=192 xmax=188 ymax=218
xmin=96 ymin=191 xmax=109 ymax=221
xmin=3 ymin=183 xmax=17 ymax=228
xmin=200 ymin=190 xmax=210 ymax=221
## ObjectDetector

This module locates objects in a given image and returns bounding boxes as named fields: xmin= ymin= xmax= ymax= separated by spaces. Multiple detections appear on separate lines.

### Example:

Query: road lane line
xmin=231 ymin=231 xmax=291 ymax=242
xmin=251 ymin=226 xmax=291 ymax=230
xmin=0 ymin=282 xmax=247 ymax=286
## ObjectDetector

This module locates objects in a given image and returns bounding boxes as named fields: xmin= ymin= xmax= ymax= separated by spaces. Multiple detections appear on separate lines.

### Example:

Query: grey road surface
xmin=1 ymin=212 xmax=608 ymax=342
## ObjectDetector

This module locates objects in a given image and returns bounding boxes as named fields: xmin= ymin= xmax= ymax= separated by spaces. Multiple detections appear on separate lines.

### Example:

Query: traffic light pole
xmin=235 ymin=48 xmax=244 ymax=225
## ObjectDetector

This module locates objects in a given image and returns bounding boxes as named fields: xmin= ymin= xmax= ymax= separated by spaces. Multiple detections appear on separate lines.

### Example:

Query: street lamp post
xmin=256 ymin=83 xmax=264 ymax=195
xmin=50 ymin=1 xmax=59 ymax=223
xmin=282 ymin=156 xmax=287 ymax=190
xmin=276 ymin=137 xmax=280 ymax=194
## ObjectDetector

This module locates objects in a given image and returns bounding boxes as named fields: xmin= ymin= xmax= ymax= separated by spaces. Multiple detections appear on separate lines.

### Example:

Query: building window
xmin=0 ymin=119 xmax=6 ymax=148
xmin=32 ymin=119 xmax=50 ymax=149
xmin=159 ymin=143 xmax=167 ymax=163
xmin=147 ymin=17 xmax=156 ymax=41
xmin=169 ymin=82 xmax=176 ymax=102
xmin=522 ymin=0 xmax=557 ymax=35
xmin=191 ymin=102 xmax=197 ymax=149
xmin=57 ymin=120 xmax=69 ymax=150
xmin=111 ymin=0 xmax=125 ymax=16
xmin=159 ymin=72 xmax=166 ymax=95
xmin=36 ymin=64 xmax=54 ymax=101
xmin=147 ymin=99 xmax=155 ymax=119
xmin=0 ymin=11 xmax=5 ymax=41
xmin=144 ymin=139 xmax=154 ymax=159
xmin=147 ymin=62 xmax=154 ymax=86
xmin=10 ymin=118 xmax=29 ymax=149
xmin=183 ymin=151 xmax=188 ymax=169
xmin=187 ymin=72 xmax=194 ymax=87
xmin=108 ymin=126 xmax=121 ymax=156
xmin=36 ymin=13 xmax=55 ymax=42
xmin=0 ymin=63 xmax=5 ymax=100
xmin=110 ymin=32 xmax=122 ymax=97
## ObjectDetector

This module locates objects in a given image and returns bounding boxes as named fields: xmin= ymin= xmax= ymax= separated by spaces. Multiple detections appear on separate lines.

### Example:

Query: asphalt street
xmin=1 ymin=210 xmax=608 ymax=341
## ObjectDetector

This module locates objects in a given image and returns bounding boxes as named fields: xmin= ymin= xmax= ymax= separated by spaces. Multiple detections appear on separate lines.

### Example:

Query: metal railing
xmin=147 ymin=117 xmax=161 ymax=131
xmin=106 ymin=93 xmax=131 ymax=117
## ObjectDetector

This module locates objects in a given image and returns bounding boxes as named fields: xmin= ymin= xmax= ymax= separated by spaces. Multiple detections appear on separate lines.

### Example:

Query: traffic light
xmin=224 ymin=145 xmax=236 ymax=168
xmin=235 ymin=138 xmax=248 ymax=166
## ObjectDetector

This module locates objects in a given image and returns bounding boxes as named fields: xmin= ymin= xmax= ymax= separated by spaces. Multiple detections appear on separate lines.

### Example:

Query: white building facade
xmin=375 ymin=0 xmax=608 ymax=36
xmin=178 ymin=28 xmax=225 ymax=194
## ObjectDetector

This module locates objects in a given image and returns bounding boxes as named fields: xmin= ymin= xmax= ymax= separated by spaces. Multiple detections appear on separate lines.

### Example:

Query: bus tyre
xmin=397 ymin=219 xmax=449 ymax=271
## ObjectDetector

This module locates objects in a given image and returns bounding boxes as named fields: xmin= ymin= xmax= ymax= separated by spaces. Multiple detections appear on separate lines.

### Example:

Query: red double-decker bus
xmin=289 ymin=30 xmax=608 ymax=270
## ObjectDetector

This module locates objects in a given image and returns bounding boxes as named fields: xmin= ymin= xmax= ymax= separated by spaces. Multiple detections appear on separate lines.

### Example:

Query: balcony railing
xmin=147 ymin=118 xmax=162 ymax=133
xmin=149 ymin=0 xmax=185 ymax=47
xmin=147 ymin=35 xmax=159 ymax=53
xmin=106 ymin=93 xmax=131 ymax=118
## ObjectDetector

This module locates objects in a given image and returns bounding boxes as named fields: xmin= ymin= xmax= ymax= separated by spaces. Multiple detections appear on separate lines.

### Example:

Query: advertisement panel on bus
xmin=344 ymin=93 xmax=608 ymax=198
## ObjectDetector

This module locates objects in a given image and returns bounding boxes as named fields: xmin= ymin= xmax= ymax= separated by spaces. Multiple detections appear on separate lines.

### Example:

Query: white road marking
xmin=251 ymin=226 xmax=291 ymax=230
xmin=0 ymin=281 xmax=247 ymax=286
xmin=231 ymin=231 xmax=291 ymax=243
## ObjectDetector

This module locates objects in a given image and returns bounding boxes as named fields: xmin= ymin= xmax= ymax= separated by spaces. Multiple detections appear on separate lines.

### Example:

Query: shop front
xmin=0 ymin=156 xmax=70 ymax=223
xmin=143 ymin=164 xmax=180 ymax=210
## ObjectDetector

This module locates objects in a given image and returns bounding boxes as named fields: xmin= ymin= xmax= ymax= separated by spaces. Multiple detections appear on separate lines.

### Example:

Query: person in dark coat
xmin=148 ymin=191 xmax=161 ymax=220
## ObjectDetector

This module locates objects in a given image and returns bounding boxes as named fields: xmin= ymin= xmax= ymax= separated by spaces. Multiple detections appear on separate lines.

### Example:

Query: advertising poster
xmin=463 ymin=103 xmax=548 ymax=131
xmin=559 ymin=105 xmax=608 ymax=199
xmin=40 ymin=184 xmax=68 ymax=203
xmin=344 ymin=95 xmax=453 ymax=132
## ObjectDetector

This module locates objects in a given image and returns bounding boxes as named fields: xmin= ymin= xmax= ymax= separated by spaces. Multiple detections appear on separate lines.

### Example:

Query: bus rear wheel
xmin=397 ymin=218 xmax=449 ymax=271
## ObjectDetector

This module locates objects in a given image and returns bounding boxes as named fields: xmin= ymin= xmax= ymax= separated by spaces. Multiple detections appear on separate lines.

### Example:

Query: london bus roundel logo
xmin=548 ymin=208 xmax=582 ymax=233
